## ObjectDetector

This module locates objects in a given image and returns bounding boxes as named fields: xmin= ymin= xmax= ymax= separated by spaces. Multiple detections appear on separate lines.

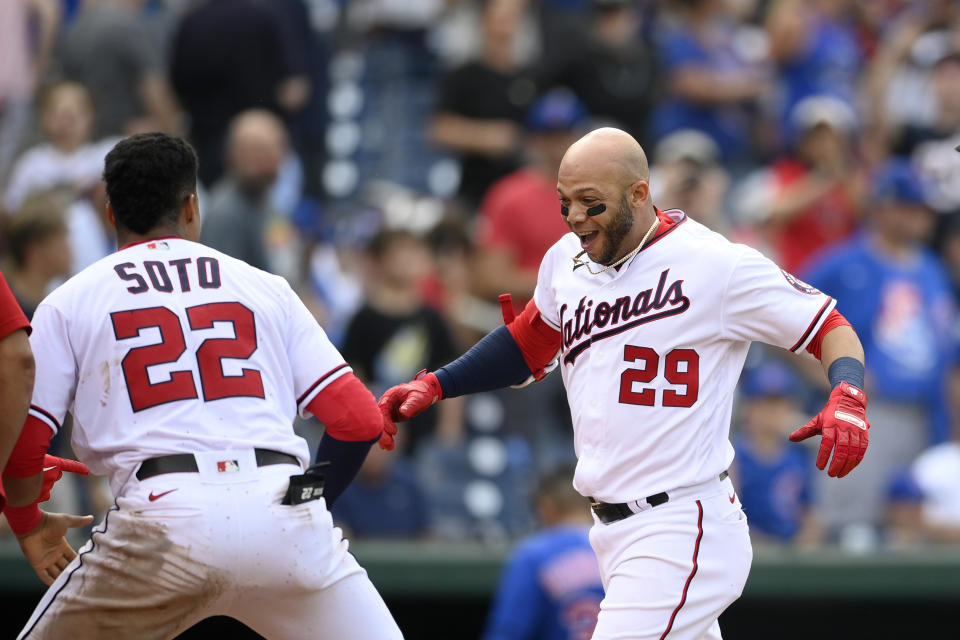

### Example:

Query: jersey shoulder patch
xmin=780 ymin=269 xmax=821 ymax=295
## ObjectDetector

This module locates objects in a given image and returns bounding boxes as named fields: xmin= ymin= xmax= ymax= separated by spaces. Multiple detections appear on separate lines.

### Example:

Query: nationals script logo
xmin=561 ymin=269 xmax=690 ymax=365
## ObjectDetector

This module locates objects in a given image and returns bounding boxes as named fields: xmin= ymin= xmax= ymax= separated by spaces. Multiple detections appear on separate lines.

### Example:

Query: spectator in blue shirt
xmin=483 ymin=466 xmax=604 ymax=640
xmin=732 ymin=359 xmax=818 ymax=546
xmin=803 ymin=158 xmax=957 ymax=540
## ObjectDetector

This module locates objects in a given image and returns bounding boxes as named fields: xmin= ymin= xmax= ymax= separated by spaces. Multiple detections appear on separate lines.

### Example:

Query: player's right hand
xmin=378 ymin=412 xmax=398 ymax=451
xmin=17 ymin=511 xmax=95 ymax=586
xmin=377 ymin=370 xmax=443 ymax=423
xmin=789 ymin=382 xmax=869 ymax=478
xmin=39 ymin=455 xmax=91 ymax=503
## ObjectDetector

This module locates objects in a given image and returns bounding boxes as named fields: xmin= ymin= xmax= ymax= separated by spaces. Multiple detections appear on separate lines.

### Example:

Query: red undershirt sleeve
xmin=804 ymin=309 xmax=852 ymax=361
xmin=304 ymin=373 xmax=384 ymax=441
xmin=505 ymin=299 xmax=562 ymax=379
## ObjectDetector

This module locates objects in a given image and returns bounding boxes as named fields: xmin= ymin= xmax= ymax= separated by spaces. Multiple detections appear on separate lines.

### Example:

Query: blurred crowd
xmin=2 ymin=0 xmax=960 ymax=556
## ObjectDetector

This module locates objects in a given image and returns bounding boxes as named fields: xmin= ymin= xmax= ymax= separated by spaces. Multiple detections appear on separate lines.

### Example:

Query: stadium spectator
xmin=341 ymin=229 xmax=464 ymax=454
xmin=803 ymin=158 xmax=956 ymax=540
xmin=200 ymin=110 xmax=301 ymax=283
xmin=59 ymin=0 xmax=181 ymax=139
xmin=0 ymin=0 xmax=60 ymax=188
xmin=429 ymin=0 xmax=538 ymax=213
xmin=732 ymin=359 xmax=819 ymax=547
xmin=331 ymin=429 xmax=430 ymax=540
xmin=750 ymin=95 xmax=866 ymax=274
xmin=3 ymin=192 xmax=72 ymax=319
xmin=482 ymin=465 xmax=604 ymax=640
xmin=170 ymin=0 xmax=309 ymax=186
xmin=537 ymin=0 xmax=659 ymax=148
xmin=764 ymin=0 xmax=864 ymax=131
xmin=2 ymin=81 xmax=113 ymax=216
xmin=650 ymin=0 xmax=769 ymax=164
xmin=472 ymin=89 xmax=587 ymax=305
xmin=649 ymin=128 xmax=730 ymax=234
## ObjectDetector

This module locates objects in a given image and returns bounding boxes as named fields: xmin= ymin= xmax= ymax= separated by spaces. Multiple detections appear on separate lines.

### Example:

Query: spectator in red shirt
xmin=473 ymin=89 xmax=588 ymax=305
xmin=761 ymin=95 xmax=866 ymax=274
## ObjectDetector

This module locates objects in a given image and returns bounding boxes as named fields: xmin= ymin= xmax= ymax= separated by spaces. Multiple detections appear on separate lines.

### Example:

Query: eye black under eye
xmin=586 ymin=203 xmax=606 ymax=216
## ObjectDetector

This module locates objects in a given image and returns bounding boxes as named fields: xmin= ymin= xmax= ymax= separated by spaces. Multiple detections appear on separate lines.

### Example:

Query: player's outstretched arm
xmin=790 ymin=323 xmax=869 ymax=478
xmin=379 ymin=299 xmax=562 ymax=423
xmin=305 ymin=373 xmax=392 ymax=506
xmin=16 ymin=511 xmax=95 ymax=586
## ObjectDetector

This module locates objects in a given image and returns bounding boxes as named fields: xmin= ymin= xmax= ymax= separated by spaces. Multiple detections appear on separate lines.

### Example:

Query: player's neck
xmin=116 ymin=227 xmax=184 ymax=250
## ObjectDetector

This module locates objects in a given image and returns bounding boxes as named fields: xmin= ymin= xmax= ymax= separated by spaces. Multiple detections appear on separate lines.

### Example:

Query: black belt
xmin=136 ymin=449 xmax=299 ymax=481
xmin=590 ymin=470 xmax=729 ymax=525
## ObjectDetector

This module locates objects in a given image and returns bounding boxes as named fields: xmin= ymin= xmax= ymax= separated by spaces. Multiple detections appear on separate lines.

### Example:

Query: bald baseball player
xmin=381 ymin=127 xmax=869 ymax=639
xmin=8 ymin=132 xmax=403 ymax=639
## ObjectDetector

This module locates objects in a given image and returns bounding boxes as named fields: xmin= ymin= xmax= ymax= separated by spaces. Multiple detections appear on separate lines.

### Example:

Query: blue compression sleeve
xmin=314 ymin=433 xmax=377 ymax=507
xmin=434 ymin=326 xmax=532 ymax=398
xmin=827 ymin=356 xmax=865 ymax=390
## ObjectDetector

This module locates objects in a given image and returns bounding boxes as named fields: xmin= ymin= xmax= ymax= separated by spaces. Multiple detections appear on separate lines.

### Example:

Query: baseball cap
xmin=653 ymin=129 xmax=720 ymax=166
xmin=789 ymin=94 xmax=857 ymax=136
xmin=525 ymin=89 xmax=588 ymax=133
xmin=869 ymin=158 xmax=929 ymax=207
xmin=740 ymin=361 xmax=799 ymax=399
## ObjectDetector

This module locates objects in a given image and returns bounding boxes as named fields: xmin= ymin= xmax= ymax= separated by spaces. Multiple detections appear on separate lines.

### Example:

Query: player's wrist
xmin=827 ymin=357 xmax=865 ymax=392
xmin=4 ymin=502 xmax=43 ymax=536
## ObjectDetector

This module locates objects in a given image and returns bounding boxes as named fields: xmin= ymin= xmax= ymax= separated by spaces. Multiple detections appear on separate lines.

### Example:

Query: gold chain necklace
xmin=572 ymin=216 xmax=661 ymax=276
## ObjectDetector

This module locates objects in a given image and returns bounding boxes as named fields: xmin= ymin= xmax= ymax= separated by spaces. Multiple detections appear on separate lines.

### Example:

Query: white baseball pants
xmin=588 ymin=474 xmax=752 ymax=640
xmin=18 ymin=449 xmax=403 ymax=639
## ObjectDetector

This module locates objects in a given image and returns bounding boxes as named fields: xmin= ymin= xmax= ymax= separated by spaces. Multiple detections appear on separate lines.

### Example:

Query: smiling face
xmin=557 ymin=128 xmax=653 ymax=265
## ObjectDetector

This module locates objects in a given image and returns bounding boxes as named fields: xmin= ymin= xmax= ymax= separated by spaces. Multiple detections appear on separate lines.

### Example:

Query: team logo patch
xmin=780 ymin=269 xmax=820 ymax=295
xmin=146 ymin=240 xmax=170 ymax=250
xmin=217 ymin=460 xmax=240 ymax=473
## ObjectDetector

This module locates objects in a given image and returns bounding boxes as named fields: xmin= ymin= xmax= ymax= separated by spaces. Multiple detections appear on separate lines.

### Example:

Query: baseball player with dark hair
xmin=7 ymin=132 xmax=403 ymax=639
xmin=381 ymin=127 xmax=870 ymax=639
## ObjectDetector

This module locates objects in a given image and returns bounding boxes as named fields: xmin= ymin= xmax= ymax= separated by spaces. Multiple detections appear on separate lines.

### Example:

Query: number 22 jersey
xmin=533 ymin=210 xmax=835 ymax=503
xmin=27 ymin=237 xmax=351 ymax=497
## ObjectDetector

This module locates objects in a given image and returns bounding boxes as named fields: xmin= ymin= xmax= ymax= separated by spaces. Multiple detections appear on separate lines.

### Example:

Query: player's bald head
xmin=559 ymin=127 xmax=649 ymax=189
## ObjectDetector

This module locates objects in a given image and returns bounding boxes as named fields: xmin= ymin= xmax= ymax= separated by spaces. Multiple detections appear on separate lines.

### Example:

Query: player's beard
xmin=597 ymin=194 xmax=635 ymax=266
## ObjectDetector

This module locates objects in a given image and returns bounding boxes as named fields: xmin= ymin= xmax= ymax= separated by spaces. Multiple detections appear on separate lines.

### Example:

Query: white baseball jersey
xmin=28 ymin=236 xmax=351 ymax=497
xmin=534 ymin=210 xmax=835 ymax=503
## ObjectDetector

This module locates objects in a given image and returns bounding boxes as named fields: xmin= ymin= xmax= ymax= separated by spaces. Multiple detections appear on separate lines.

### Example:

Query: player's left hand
xmin=789 ymin=382 xmax=869 ymax=478
xmin=39 ymin=455 xmax=91 ymax=503
xmin=17 ymin=511 xmax=95 ymax=586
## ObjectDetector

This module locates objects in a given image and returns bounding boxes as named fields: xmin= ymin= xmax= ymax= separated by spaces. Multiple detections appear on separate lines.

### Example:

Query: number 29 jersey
xmin=28 ymin=237 xmax=351 ymax=496
xmin=533 ymin=210 xmax=835 ymax=503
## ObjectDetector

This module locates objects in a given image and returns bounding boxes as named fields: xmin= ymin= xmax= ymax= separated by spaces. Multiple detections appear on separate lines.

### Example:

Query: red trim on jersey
xmin=789 ymin=298 xmax=833 ymax=353
xmin=804 ymin=309 xmax=852 ymax=360
xmin=117 ymin=235 xmax=181 ymax=251
xmin=505 ymin=299 xmax=562 ymax=378
xmin=3 ymin=415 xmax=52 ymax=478
xmin=305 ymin=373 xmax=384 ymax=442
xmin=297 ymin=363 xmax=350 ymax=405
xmin=659 ymin=500 xmax=704 ymax=640
xmin=641 ymin=208 xmax=687 ymax=253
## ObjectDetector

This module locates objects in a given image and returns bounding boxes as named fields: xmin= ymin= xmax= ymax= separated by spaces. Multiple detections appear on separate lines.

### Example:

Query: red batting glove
xmin=789 ymin=382 xmax=869 ymax=478
xmin=39 ymin=455 xmax=90 ymax=503
xmin=378 ymin=413 xmax=398 ymax=451
xmin=378 ymin=370 xmax=443 ymax=423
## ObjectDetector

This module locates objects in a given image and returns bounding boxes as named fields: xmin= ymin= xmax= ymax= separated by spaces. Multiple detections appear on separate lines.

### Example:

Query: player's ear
xmin=105 ymin=201 xmax=117 ymax=229
xmin=628 ymin=179 xmax=649 ymax=208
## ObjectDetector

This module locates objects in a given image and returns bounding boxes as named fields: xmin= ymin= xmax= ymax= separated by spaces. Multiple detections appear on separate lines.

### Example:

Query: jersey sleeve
xmin=721 ymin=246 xmax=836 ymax=353
xmin=284 ymin=285 xmax=352 ymax=418
xmin=532 ymin=244 xmax=563 ymax=331
xmin=27 ymin=304 xmax=78 ymax=435
xmin=0 ymin=271 xmax=29 ymax=339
